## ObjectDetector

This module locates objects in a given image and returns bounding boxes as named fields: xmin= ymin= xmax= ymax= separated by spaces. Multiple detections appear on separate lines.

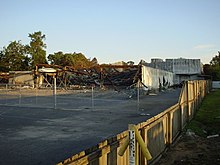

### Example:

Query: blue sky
xmin=0 ymin=0 xmax=219 ymax=64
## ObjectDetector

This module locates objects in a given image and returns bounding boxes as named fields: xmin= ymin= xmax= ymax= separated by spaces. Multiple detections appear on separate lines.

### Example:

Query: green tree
xmin=0 ymin=50 xmax=7 ymax=71
xmin=48 ymin=52 xmax=94 ymax=67
xmin=203 ymin=64 xmax=212 ymax=75
xmin=91 ymin=57 xmax=98 ymax=66
xmin=73 ymin=53 xmax=91 ymax=68
xmin=48 ymin=52 xmax=74 ymax=66
xmin=48 ymin=51 xmax=64 ymax=65
xmin=0 ymin=41 xmax=30 ymax=71
xmin=210 ymin=51 xmax=220 ymax=66
xmin=211 ymin=65 xmax=220 ymax=80
xmin=210 ymin=51 xmax=220 ymax=80
xmin=28 ymin=31 xmax=47 ymax=67
xmin=204 ymin=51 xmax=220 ymax=80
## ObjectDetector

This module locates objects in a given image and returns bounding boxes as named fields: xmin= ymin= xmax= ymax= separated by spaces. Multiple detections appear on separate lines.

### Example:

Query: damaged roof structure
xmin=35 ymin=62 xmax=175 ymax=92
xmin=0 ymin=72 xmax=9 ymax=84
xmin=35 ymin=63 xmax=141 ymax=91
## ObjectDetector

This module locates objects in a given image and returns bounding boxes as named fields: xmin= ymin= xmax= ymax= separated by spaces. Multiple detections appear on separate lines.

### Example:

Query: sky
xmin=0 ymin=0 xmax=220 ymax=64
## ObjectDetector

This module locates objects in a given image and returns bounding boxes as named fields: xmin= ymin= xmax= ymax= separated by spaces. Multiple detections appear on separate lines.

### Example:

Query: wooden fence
xmin=58 ymin=80 xmax=211 ymax=165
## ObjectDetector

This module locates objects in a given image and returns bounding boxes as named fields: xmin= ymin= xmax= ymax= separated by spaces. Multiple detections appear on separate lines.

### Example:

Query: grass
xmin=186 ymin=89 xmax=220 ymax=137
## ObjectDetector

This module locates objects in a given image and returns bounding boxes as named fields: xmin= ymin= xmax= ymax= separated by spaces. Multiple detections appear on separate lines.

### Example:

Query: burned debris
xmin=0 ymin=72 xmax=9 ymax=84
xmin=35 ymin=64 xmax=140 ymax=91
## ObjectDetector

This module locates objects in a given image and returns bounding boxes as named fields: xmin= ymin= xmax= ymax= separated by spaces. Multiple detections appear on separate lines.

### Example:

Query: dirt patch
xmin=158 ymin=132 xmax=220 ymax=165
xmin=158 ymin=89 xmax=220 ymax=165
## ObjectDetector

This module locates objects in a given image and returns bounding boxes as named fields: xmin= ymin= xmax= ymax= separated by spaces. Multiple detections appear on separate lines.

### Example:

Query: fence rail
xmin=57 ymin=80 xmax=211 ymax=165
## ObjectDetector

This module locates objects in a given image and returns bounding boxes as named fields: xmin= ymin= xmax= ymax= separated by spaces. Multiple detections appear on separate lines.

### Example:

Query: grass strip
xmin=186 ymin=89 xmax=220 ymax=137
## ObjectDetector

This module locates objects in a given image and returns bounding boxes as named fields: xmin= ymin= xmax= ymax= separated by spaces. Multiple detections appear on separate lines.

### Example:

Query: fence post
xmin=168 ymin=111 xmax=173 ymax=144
xmin=53 ymin=77 xmax=57 ymax=109
xmin=19 ymin=84 xmax=21 ymax=105
xmin=186 ymin=81 xmax=189 ymax=123
xmin=35 ymin=87 xmax=38 ymax=105
xmin=137 ymin=80 xmax=140 ymax=114
xmin=179 ymin=103 xmax=183 ymax=131
xmin=5 ymin=84 xmax=8 ymax=104
xmin=140 ymin=128 xmax=147 ymax=165
xmin=193 ymin=82 xmax=196 ymax=115
xmin=179 ymin=82 xmax=185 ymax=131
xmin=91 ymin=86 xmax=94 ymax=110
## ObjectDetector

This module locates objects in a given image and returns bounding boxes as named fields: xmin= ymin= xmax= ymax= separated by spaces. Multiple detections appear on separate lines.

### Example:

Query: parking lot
xmin=0 ymin=88 xmax=181 ymax=165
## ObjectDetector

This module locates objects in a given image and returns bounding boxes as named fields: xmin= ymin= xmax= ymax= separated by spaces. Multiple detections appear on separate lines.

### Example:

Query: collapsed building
xmin=34 ymin=63 xmax=140 ymax=91
xmin=8 ymin=71 xmax=34 ymax=86
xmin=34 ymin=62 xmax=174 ymax=92
xmin=2 ymin=58 xmax=204 ymax=91
xmin=0 ymin=72 xmax=9 ymax=84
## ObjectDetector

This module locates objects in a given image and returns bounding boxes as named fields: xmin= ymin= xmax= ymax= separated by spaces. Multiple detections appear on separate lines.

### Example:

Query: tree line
xmin=0 ymin=31 xmax=97 ymax=72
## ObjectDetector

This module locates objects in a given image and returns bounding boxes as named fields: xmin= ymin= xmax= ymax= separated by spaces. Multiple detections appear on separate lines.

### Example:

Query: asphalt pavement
xmin=0 ymin=88 xmax=181 ymax=165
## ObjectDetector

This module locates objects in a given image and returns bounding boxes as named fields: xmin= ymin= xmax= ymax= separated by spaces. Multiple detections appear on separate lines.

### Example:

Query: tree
xmin=0 ymin=50 xmax=7 ymax=71
xmin=48 ymin=52 xmax=95 ymax=68
xmin=48 ymin=52 xmax=74 ymax=66
xmin=73 ymin=53 xmax=91 ymax=68
xmin=28 ymin=31 xmax=47 ymax=67
xmin=48 ymin=51 xmax=65 ymax=65
xmin=204 ymin=51 xmax=220 ymax=80
xmin=210 ymin=51 xmax=220 ymax=66
xmin=0 ymin=41 xmax=30 ymax=71
xmin=91 ymin=57 xmax=98 ymax=66
xmin=203 ymin=64 xmax=212 ymax=75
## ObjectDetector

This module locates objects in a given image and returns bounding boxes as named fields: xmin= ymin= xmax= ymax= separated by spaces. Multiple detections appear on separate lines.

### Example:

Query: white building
xmin=141 ymin=64 xmax=174 ymax=90
xmin=143 ymin=58 xmax=203 ymax=84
